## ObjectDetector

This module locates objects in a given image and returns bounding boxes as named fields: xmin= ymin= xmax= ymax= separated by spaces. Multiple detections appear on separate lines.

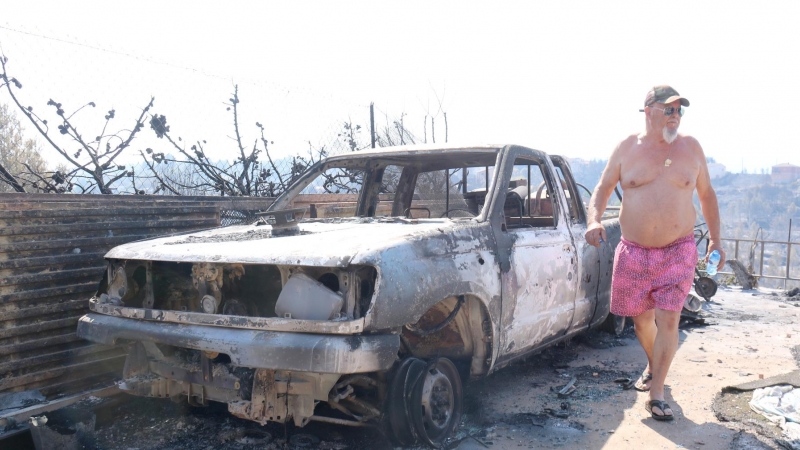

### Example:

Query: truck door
xmin=496 ymin=155 xmax=578 ymax=359
xmin=550 ymin=156 xmax=600 ymax=333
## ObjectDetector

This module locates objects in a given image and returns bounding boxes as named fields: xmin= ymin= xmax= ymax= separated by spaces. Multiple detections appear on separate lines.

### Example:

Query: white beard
xmin=663 ymin=126 xmax=678 ymax=144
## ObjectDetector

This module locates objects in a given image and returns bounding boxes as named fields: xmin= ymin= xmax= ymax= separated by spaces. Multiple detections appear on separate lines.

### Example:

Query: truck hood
xmin=105 ymin=218 xmax=470 ymax=267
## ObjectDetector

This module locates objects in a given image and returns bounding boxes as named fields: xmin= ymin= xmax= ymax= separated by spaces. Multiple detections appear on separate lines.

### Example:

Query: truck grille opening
xmin=150 ymin=262 xmax=283 ymax=316
xmin=101 ymin=260 xmax=378 ymax=320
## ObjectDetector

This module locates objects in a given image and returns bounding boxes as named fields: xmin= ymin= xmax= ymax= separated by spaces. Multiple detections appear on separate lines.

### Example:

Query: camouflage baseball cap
xmin=644 ymin=85 xmax=690 ymax=107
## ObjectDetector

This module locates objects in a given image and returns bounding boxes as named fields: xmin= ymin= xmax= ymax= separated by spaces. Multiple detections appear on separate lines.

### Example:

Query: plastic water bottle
xmin=706 ymin=250 xmax=721 ymax=276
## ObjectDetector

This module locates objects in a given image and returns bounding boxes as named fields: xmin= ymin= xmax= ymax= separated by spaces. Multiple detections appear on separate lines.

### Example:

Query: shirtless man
xmin=585 ymin=85 xmax=725 ymax=421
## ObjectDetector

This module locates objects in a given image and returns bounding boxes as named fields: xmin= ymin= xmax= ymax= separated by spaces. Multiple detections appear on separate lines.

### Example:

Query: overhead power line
xmin=0 ymin=24 xmax=368 ymax=108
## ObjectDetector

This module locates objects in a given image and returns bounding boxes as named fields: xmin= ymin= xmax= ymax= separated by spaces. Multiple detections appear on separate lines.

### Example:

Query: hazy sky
xmin=2 ymin=1 xmax=799 ymax=173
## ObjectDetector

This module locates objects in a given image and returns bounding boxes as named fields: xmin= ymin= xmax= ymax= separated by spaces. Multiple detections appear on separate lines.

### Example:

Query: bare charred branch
xmin=18 ymin=162 xmax=75 ymax=193
xmin=2 ymin=58 xmax=81 ymax=171
xmin=143 ymin=88 xmax=290 ymax=197
xmin=0 ymin=162 xmax=26 ymax=192
xmin=227 ymin=86 xmax=252 ymax=194
xmin=1 ymin=56 xmax=153 ymax=194
xmin=138 ymin=149 xmax=182 ymax=195
xmin=260 ymin=125 xmax=285 ymax=191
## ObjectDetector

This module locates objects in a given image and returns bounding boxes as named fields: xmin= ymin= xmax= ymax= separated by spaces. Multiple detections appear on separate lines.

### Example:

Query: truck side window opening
xmin=410 ymin=165 xmax=496 ymax=218
xmin=505 ymin=158 xmax=557 ymax=229
xmin=554 ymin=165 xmax=584 ymax=223
xmin=297 ymin=167 xmax=367 ymax=218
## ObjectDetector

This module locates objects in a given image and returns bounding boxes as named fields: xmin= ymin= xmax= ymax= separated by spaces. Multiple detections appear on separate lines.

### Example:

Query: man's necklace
xmin=664 ymin=146 xmax=674 ymax=167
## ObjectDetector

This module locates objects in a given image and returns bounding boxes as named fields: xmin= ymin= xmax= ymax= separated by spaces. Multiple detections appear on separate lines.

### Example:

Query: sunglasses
xmin=649 ymin=105 xmax=685 ymax=117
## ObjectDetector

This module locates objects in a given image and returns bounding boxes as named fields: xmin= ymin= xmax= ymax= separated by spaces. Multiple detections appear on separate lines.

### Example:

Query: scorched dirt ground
xmin=9 ymin=286 xmax=800 ymax=450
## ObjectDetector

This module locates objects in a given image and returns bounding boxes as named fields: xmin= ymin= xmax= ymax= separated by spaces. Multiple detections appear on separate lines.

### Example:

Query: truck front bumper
xmin=77 ymin=313 xmax=399 ymax=373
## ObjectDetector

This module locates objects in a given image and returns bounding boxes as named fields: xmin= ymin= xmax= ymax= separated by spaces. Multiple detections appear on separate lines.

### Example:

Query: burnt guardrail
xmin=720 ymin=237 xmax=799 ymax=288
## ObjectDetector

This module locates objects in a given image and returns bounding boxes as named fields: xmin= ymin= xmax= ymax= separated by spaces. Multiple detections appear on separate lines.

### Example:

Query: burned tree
xmin=2 ymin=51 xmax=439 ymax=198
xmin=1 ymin=56 xmax=152 ymax=194
xmin=144 ymin=85 xmax=334 ymax=197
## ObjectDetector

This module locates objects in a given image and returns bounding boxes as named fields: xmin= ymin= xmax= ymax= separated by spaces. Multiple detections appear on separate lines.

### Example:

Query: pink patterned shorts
xmin=610 ymin=234 xmax=697 ymax=317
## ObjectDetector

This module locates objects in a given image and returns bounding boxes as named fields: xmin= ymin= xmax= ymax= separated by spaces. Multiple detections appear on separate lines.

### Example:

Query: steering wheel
xmin=504 ymin=193 xmax=524 ymax=227
xmin=574 ymin=182 xmax=622 ymax=202
xmin=440 ymin=208 xmax=476 ymax=218
xmin=532 ymin=181 xmax=550 ymax=215
xmin=576 ymin=183 xmax=593 ymax=199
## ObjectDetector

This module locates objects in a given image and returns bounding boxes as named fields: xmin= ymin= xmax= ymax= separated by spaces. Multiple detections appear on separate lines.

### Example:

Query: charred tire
xmin=602 ymin=312 xmax=627 ymax=336
xmin=409 ymin=358 xmax=463 ymax=447
xmin=386 ymin=357 xmax=463 ymax=447
xmin=694 ymin=276 xmax=718 ymax=300
xmin=386 ymin=357 xmax=426 ymax=446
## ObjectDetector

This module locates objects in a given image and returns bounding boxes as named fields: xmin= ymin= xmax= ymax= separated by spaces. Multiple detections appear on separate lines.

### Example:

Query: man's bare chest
xmin=620 ymin=147 xmax=698 ymax=191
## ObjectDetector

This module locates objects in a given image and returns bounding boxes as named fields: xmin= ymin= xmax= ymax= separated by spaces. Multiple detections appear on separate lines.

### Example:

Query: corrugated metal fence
xmin=0 ymin=193 xmax=272 ymax=401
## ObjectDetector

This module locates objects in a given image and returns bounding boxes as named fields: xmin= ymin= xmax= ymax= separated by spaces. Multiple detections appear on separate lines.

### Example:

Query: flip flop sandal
xmin=646 ymin=399 xmax=674 ymax=421
xmin=632 ymin=372 xmax=653 ymax=392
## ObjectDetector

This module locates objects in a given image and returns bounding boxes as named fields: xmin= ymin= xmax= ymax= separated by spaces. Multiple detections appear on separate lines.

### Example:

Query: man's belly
xmin=618 ymin=193 xmax=697 ymax=247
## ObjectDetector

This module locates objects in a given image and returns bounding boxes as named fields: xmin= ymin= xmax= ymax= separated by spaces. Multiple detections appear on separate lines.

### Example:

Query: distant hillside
xmin=567 ymin=158 xmax=799 ymax=236
xmin=706 ymin=172 xmax=799 ymax=241
xmin=567 ymin=158 xmax=800 ymax=277
xmin=566 ymin=158 xmax=607 ymax=195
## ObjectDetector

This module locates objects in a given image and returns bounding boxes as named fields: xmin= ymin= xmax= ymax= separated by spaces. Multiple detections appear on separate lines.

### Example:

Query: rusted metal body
xmin=74 ymin=145 xmax=621 ymax=439
xmin=0 ymin=193 xmax=270 ymax=405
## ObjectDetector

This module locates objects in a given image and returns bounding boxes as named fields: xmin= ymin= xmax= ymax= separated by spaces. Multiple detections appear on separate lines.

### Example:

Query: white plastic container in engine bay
xmin=275 ymin=272 xmax=344 ymax=320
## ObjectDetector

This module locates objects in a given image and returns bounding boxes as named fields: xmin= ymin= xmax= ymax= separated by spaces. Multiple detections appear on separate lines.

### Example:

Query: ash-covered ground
xmin=7 ymin=287 xmax=799 ymax=449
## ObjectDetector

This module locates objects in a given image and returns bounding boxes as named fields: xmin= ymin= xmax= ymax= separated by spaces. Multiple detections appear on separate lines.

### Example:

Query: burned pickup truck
xmin=76 ymin=144 xmax=621 ymax=446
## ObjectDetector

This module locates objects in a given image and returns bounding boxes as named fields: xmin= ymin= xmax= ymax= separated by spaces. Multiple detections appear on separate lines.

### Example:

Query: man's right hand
xmin=585 ymin=223 xmax=607 ymax=248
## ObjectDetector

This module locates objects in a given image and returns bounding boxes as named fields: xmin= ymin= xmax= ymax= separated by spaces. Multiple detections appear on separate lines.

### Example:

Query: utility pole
xmin=400 ymin=113 xmax=405 ymax=145
xmin=370 ymin=103 xmax=376 ymax=149
xmin=444 ymin=112 xmax=448 ymax=143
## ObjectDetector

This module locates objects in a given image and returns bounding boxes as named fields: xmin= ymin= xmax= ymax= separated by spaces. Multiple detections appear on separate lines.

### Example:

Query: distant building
xmin=771 ymin=163 xmax=800 ymax=184
xmin=707 ymin=162 xmax=727 ymax=179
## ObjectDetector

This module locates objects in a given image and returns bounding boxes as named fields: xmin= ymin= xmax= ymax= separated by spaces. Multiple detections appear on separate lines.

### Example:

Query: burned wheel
xmin=386 ymin=357 xmax=463 ymax=447
xmin=386 ymin=357 xmax=426 ymax=446
xmin=409 ymin=358 xmax=463 ymax=447
xmin=694 ymin=276 xmax=717 ymax=300
xmin=602 ymin=312 xmax=627 ymax=336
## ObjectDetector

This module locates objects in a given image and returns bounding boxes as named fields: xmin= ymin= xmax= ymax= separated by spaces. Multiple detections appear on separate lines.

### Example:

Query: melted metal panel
xmin=354 ymin=223 xmax=502 ymax=333
xmin=499 ymin=228 xmax=577 ymax=358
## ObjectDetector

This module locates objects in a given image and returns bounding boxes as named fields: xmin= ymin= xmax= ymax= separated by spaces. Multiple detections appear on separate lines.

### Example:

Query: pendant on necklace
xmin=664 ymin=158 xmax=672 ymax=167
